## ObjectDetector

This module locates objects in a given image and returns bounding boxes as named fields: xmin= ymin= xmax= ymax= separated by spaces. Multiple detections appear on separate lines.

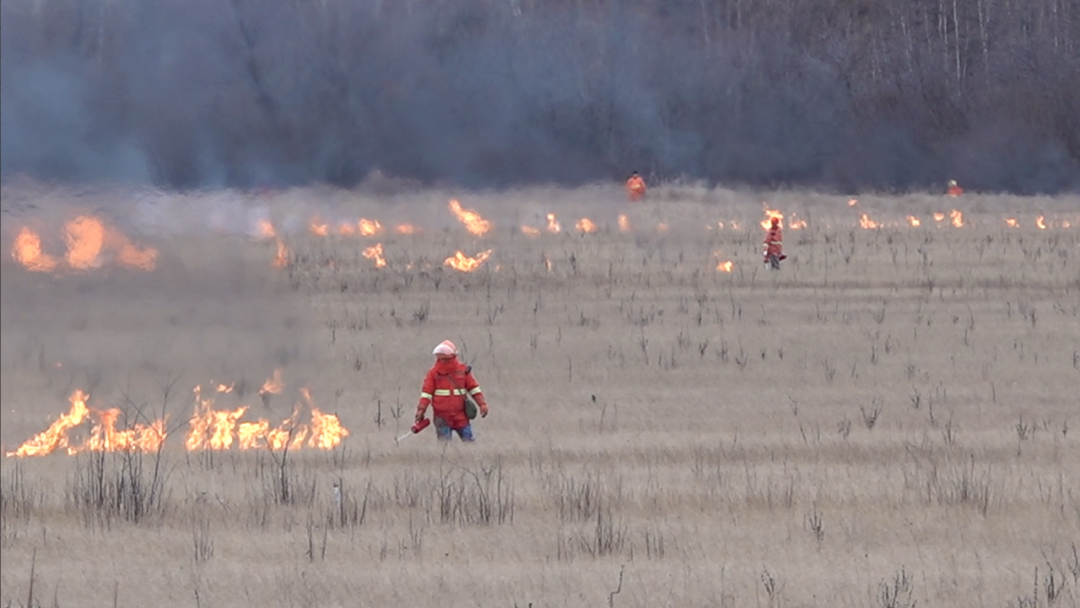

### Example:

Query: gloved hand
xmin=480 ymin=403 xmax=489 ymax=418
xmin=415 ymin=409 xmax=426 ymax=423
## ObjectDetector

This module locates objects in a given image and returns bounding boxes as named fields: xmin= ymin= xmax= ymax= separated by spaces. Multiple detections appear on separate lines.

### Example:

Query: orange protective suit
xmin=415 ymin=357 xmax=488 ymax=431
xmin=764 ymin=224 xmax=783 ymax=257
xmin=626 ymin=174 xmax=647 ymax=201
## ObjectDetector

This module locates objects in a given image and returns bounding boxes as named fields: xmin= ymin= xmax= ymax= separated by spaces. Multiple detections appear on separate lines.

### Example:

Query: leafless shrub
xmin=1009 ymin=564 xmax=1067 ymax=608
xmin=437 ymin=457 xmax=514 ymax=526
xmin=325 ymin=478 xmax=367 ymax=530
xmin=735 ymin=347 xmax=749 ymax=371
xmin=821 ymin=357 xmax=837 ymax=383
xmin=191 ymin=516 xmax=214 ymax=563
xmin=256 ymin=442 xmax=317 ymax=507
xmin=807 ymin=505 xmax=825 ymax=544
xmin=412 ymin=301 xmax=430 ymax=324
xmin=304 ymin=518 xmax=329 ymax=562
xmin=837 ymin=417 xmax=852 ymax=440
xmin=941 ymin=413 xmax=958 ymax=446
xmin=548 ymin=472 xmax=601 ymax=523
xmin=861 ymin=397 xmax=883 ymax=430
xmin=642 ymin=525 xmax=665 ymax=559
xmin=926 ymin=455 xmax=993 ymax=516
xmin=578 ymin=504 xmax=627 ymax=558
xmin=1016 ymin=416 xmax=1034 ymax=441
xmin=878 ymin=566 xmax=915 ymax=608
xmin=66 ymin=449 xmax=172 ymax=527
xmin=1068 ymin=543 xmax=1080 ymax=583
xmin=1042 ymin=563 xmax=1065 ymax=605
xmin=1 ymin=461 xmax=42 ymax=523
xmin=760 ymin=568 xmax=782 ymax=608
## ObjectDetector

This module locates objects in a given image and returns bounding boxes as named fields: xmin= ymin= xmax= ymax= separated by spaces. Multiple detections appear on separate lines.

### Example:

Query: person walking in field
xmin=946 ymin=179 xmax=964 ymax=197
xmin=626 ymin=171 xmax=647 ymax=201
xmin=763 ymin=217 xmax=785 ymax=270
xmin=415 ymin=340 xmax=489 ymax=442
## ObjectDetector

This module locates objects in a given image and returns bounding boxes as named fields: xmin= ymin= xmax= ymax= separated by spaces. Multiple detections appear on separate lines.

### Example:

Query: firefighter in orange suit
xmin=626 ymin=171 xmax=647 ymax=201
xmin=946 ymin=179 xmax=964 ymax=197
xmin=415 ymin=340 xmax=488 ymax=442
xmin=763 ymin=217 xmax=785 ymax=268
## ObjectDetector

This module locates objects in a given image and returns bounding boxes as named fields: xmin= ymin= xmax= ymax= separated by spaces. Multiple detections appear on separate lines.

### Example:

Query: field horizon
xmin=1 ymin=182 xmax=1078 ymax=608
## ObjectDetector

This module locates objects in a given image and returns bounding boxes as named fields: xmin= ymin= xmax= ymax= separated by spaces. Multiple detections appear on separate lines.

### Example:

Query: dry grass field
xmin=1 ymin=180 xmax=1078 ymax=608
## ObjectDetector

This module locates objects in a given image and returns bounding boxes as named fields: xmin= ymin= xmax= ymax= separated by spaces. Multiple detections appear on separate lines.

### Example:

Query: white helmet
xmin=432 ymin=340 xmax=457 ymax=356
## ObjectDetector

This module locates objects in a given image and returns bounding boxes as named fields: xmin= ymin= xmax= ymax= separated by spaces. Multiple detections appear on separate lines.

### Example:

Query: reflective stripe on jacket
xmin=764 ymin=227 xmax=783 ymax=255
xmin=419 ymin=362 xmax=482 ymax=430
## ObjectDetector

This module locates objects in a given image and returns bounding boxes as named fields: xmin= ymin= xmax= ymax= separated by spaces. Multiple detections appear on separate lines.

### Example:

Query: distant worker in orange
xmin=946 ymin=179 xmax=964 ymax=197
xmin=626 ymin=171 xmax=647 ymax=201
xmin=763 ymin=217 xmax=785 ymax=270
xmin=415 ymin=340 xmax=489 ymax=442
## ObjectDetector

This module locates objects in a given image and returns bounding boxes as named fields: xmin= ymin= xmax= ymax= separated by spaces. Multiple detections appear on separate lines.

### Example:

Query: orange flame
xmin=185 ymin=386 xmax=348 ymax=452
xmin=907 ymin=216 xmax=921 ymax=227
xmin=933 ymin=213 xmax=946 ymax=223
xmin=13 ymin=218 xmax=156 ymax=272
xmin=1036 ymin=216 xmax=1047 ymax=230
xmin=256 ymin=219 xmax=277 ymax=239
xmin=242 ymin=405 xmax=303 ymax=450
xmin=186 ymin=387 xmax=248 ymax=451
xmin=307 ymin=408 xmax=349 ymax=449
xmin=12 ymin=227 xmax=59 ymax=272
xmin=521 ymin=226 xmax=540 ymax=236
xmin=5 ymin=390 xmax=91 ymax=457
xmin=618 ymin=215 xmax=631 ymax=232
xmin=448 ymin=200 xmax=491 ymax=236
xmin=575 ymin=218 xmax=598 ymax=234
xmin=546 ymin=213 xmax=561 ymax=233
xmin=396 ymin=224 xmax=420 ymax=235
xmin=788 ymin=214 xmax=807 ymax=230
xmin=259 ymin=369 xmax=285 ymax=397
xmin=362 ymin=243 xmax=387 ymax=268
xmin=716 ymin=260 xmax=734 ymax=272
xmin=848 ymin=198 xmax=858 ymax=206
xmin=1005 ymin=218 xmax=1019 ymax=228
xmin=337 ymin=222 xmax=357 ymax=236
xmin=114 ymin=242 xmax=158 ymax=270
xmin=273 ymin=239 xmax=289 ymax=268
xmin=859 ymin=214 xmax=880 ymax=229
xmin=950 ymin=210 xmax=964 ymax=228
xmin=241 ymin=389 xmax=348 ymax=450
xmin=359 ymin=219 xmax=384 ymax=236
xmin=64 ymin=216 xmax=107 ymax=269
xmin=444 ymin=249 xmax=492 ymax=272
xmin=4 ymin=390 xmax=167 ymax=457
xmin=83 ymin=409 xmax=167 ymax=454
xmin=266 ymin=419 xmax=307 ymax=450
xmin=6 ymin=383 xmax=348 ymax=456
xmin=760 ymin=206 xmax=784 ymax=229
xmin=309 ymin=218 xmax=330 ymax=236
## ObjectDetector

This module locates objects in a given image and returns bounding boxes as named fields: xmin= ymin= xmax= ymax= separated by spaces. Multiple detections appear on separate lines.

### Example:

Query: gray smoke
xmin=2 ymin=0 xmax=1078 ymax=194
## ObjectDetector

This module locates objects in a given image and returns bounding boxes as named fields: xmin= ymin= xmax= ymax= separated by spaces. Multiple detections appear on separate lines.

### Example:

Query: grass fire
xmin=1 ymin=183 xmax=1077 ymax=608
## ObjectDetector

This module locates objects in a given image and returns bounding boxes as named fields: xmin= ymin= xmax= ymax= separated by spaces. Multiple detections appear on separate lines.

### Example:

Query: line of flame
xmin=5 ymin=385 xmax=349 ymax=457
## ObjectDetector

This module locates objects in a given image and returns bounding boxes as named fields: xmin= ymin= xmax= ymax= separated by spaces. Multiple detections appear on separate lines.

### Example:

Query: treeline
xmin=1 ymin=0 xmax=1077 ymax=193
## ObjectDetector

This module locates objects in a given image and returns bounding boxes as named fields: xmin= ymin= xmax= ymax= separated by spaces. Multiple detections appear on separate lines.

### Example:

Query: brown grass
xmin=1 ymin=182 xmax=1078 ymax=608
